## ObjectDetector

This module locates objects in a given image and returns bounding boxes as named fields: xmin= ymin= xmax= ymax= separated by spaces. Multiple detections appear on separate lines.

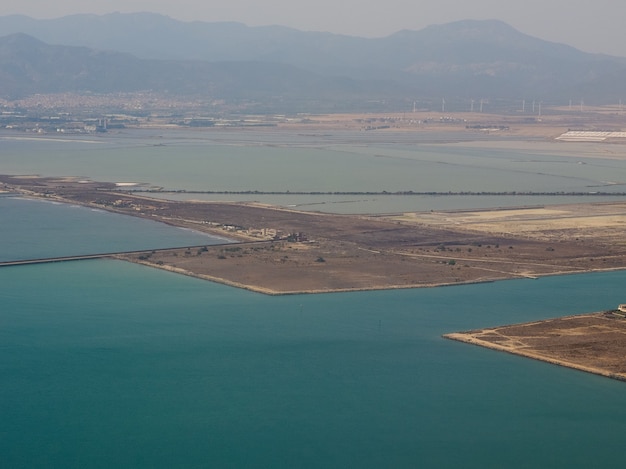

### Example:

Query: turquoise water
xmin=0 ymin=196 xmax=227 ymax=262
xmin=2 ymin=260 xmax=626 ymax=468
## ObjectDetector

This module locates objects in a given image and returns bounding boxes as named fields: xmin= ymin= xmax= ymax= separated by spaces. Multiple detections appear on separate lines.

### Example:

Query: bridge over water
xmin=0 ymin=253 xmax=113 ymax=267
xmin=0 ymin=242 xmax=256 ymax=268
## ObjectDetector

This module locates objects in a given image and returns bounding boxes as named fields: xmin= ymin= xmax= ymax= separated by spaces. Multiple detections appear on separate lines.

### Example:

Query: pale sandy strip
xmin=443 ymin=332 xmax=626 ymax=382
xmin=113 ymin=256 xmax=496 ymax=296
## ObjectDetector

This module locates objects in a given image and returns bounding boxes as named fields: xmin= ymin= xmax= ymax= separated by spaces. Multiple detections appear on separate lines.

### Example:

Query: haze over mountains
xmin=1 ymin=13 xmax=625 ymax=110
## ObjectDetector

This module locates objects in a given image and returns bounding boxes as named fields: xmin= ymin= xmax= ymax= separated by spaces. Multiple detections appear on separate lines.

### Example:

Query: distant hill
xmin=0 ymin=33 xmax=390 ymax=105
xmin=1 ymin=13 xmax=625 ymax=106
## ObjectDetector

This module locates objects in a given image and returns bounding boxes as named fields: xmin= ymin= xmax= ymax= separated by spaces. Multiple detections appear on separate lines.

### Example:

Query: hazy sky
xmin=2 ymin=1 xmax=625 ymax=56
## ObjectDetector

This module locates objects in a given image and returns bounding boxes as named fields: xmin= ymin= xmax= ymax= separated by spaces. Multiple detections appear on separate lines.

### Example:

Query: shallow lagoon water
xmin=0 ymin=196 xmax=226 ymax=262
xmin=150 ymin=192 xmax=626 ymax=214
xmin=3 ymin=129 xmax=626 ymax=205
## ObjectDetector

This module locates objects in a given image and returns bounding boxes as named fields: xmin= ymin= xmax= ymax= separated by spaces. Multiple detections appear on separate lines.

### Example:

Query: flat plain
xmin=4 ymin=108 xmax=626 ymax=294
xmin=444 ymin=312 xmax=626 ymax=381
xmin=4 ymin=175 xmax=626 ymax=294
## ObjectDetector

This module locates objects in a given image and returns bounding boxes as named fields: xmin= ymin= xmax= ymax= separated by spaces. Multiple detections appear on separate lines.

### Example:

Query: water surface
xmin=3 ymin=128 xmax=626 ymax=467
xmin=3 ymin=129 xmax=626 ymax=214
xmin=0 ymin=196 xmax=226 ymax=262
xmin=2 ymin=261 xmax=625 ymax=468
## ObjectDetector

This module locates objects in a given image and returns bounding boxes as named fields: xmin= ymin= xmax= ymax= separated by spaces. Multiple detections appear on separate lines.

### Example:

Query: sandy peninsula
xmin=3 ymin=106 xmax=626 ymax=293
xmin=4 ymin=173 xmax=626 ymax=294
xmin=444 ymin=311 xmax=626 ymax=381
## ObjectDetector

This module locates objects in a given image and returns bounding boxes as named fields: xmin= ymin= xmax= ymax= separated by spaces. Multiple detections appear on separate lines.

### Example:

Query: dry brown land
xmin=276 ymin=108 xmax=626 ymax=138
xmin=3 ymin=174 xmax=626 ymax=294
xmin=3 ymin=107 xmax=626 ymax=295
xmin=5 ymin=110 xmax=626 ymax=381
xmin=444 ymin=312 xmax=626 ymax=381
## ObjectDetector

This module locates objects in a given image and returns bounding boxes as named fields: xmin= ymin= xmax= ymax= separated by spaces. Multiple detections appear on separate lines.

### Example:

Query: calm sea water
xmin=0 ymin=196 xmax=227 ymax=262
xmin=2 ymin=260 xmax=626 ymax=468
xmin=3 ymin=130 xmax=626 ymax=467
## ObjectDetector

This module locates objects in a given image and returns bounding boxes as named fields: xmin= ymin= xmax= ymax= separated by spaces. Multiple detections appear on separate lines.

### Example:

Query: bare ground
xmin=4 ymin=174 xmax=626 ymax=294
xmin=444 ymin=312 xmax=626 ymax=381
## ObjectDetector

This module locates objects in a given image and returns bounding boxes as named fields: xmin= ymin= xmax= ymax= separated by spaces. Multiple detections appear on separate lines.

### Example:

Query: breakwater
xmin=118 ymin=189 xmax=626 ymax=196
xmin=0 ymin=243 xmax=240 ymax=268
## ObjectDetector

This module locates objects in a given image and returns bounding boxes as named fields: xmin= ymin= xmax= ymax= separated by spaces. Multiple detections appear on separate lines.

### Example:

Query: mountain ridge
xmin=0 ymin=14 xmax=625 ymax=108
xmin=0 ymin=33 xmax=390 ymax=105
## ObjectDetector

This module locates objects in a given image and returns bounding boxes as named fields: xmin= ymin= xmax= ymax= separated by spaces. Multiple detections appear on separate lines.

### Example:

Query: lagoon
xmin=3 ymin=129 xmax=626 ymax=213
xmin=3 ymin=128 xmax=626 ymax=467
xmin=0 ymin=196 xmax=226 ymax=262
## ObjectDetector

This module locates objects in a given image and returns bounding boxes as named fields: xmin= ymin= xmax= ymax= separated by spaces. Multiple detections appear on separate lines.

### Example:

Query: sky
xmin=2 ymin=1 xmax=625 ymax=57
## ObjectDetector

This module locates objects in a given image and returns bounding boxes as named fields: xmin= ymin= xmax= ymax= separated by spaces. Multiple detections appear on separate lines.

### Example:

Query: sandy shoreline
xmin=444 ymin=313 xmax=626 ymax=382
xmin=8 ymin=182 xmax=626 ymax=381
xmin=5 ymin=167 xmax=626 ymax=296
xmin=116 ymin=254 xmax=502 ymax=295
xmin=444 ymin=332 xmax=626 ymax=381
xmin=123 ymin=253 xmax=626 ymax=295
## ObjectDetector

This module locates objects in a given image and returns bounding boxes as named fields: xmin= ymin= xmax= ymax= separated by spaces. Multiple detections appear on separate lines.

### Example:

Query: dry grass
xmin=445 ymin=313 xmax=626 ymax=381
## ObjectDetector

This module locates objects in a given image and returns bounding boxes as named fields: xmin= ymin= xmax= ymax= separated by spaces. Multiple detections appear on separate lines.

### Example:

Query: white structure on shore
xmin=556 ymin=131 xmax=626 ymax=142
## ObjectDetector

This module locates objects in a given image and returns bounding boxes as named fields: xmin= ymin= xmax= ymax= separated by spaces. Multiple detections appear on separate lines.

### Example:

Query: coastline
xmin=119 ymin=253 xmax=626 ymax=295
xmin=115 ymin=254 xmax=500 ymax=295
xmin=444 ymin=313 xmax=626 ymax=382
xmin=5 ymin=173 xmax=626 ymax=296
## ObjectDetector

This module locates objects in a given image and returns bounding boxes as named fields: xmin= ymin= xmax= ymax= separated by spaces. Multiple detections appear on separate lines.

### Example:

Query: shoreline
xmin=444 ymin=313 xmax=626 ymax=382
xmin=116 ymin=254 xmax=626 ymax=295
xmin=115 ymin=254 xmax=501 ymax=295
xmin=444 ymin=332 xmax=626 ymax=382
xmin=5 ymin=173 xmax=626 ymax=296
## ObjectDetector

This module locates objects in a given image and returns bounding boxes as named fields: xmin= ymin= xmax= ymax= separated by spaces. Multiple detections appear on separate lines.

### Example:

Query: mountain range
xmin=1 ymin=13 xmax=625 ymax=110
